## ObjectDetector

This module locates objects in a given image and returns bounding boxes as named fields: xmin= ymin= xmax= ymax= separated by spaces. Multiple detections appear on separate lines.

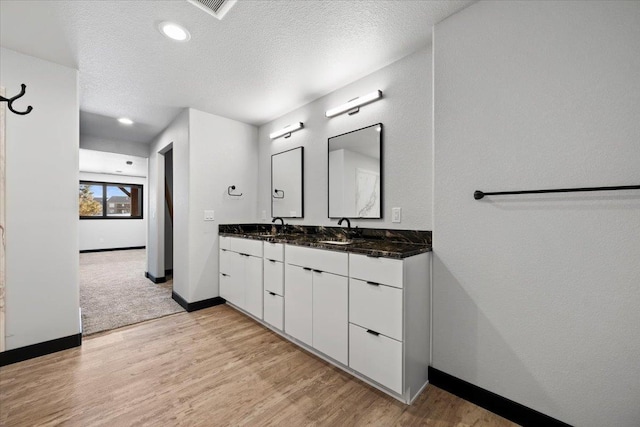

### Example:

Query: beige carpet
xmin=80 ymin=249 xmax=184 ymax=336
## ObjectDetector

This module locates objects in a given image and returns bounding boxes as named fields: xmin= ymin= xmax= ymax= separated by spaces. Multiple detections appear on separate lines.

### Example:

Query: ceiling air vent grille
xmin=187 ymin=0 xmax=237 ymax=20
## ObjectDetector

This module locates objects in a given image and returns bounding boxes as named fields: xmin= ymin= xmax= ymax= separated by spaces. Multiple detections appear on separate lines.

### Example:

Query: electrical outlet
xmin=204 ymin=210 xmax=215 ymax=221
xmin=392 ymin=207 xmax=402 ymax=223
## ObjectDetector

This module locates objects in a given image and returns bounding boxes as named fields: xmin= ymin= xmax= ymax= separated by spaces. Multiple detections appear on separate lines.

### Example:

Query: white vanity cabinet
xmin=348 ymin=252 xmax=431 ymax=402
xmin=219 ymin=233 xmax=431 ymax=404
xmin=219 ymin=236 xmax=263 ymax=319
xmin=284 ymin=245 xmax=349 ymax=365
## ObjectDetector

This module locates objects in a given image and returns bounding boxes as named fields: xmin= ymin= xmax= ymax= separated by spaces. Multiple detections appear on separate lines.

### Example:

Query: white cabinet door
xmin=220 ymin=271 xmax=233 ymax=304
xmin=284 ymin=264 xmax=313 ymax=346
xmin=220 ymin=251 xmax=243 ymax=307
xmin=243 ymin=254 xmax=263 ymax=319
xmin=313 ymin=271 xmax=348 ymax=365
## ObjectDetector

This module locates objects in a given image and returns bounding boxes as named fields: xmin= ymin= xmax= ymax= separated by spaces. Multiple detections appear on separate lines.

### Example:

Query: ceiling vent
xmin=186 ymin=0 xmax=237 ymax=20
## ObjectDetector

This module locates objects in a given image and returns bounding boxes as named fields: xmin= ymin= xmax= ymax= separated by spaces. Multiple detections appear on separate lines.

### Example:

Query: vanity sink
xmin=318 ymin=240 xmax=353 ymax=246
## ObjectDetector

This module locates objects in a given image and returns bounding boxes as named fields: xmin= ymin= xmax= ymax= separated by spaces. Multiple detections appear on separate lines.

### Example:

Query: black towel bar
xmin=474 ymin=185 xmax=640 ymax=200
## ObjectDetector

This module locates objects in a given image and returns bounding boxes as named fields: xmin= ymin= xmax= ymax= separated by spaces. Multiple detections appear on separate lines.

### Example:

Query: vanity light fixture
xmin=325 ymin=90 xmax=383 ymax=118
xmin=158 ymin=21 xmax=191 ymax=42
xmin=118 ymin=117 xmax=134 ymax=125
xmin=269 ymin=122 xmax=304 ymax=140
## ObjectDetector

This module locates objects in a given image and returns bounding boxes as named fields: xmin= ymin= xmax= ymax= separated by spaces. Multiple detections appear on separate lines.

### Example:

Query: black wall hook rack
xmin=474 ymin=185 xmax=640 ymax=200
xmin=227 ymin=185 xmax=242 ymax=197
xmin=1 ymin=84 xmax=33 ymax=115
xmin=273 ymin=189 xmax=284 ymax=199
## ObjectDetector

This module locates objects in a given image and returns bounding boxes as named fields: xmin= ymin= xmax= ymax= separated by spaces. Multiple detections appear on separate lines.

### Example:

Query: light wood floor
xmin=0 ymin=305 xmax=518 ymax=426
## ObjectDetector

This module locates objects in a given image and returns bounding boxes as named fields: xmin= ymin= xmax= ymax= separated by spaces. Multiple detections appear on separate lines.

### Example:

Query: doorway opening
xmin=78 ymin=148 xmax=182 ymax=336
xmin=163 ymin=148 xmax=174 ymax=283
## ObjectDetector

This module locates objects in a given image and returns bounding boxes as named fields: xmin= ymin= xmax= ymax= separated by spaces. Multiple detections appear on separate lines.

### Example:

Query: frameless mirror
xmin=328 ymin=123 xmax=382 ymax=219
xmin=271 ymin=147 xmax=304 ymax=218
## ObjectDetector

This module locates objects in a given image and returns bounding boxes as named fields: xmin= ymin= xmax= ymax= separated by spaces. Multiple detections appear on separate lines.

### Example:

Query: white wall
xmin=258 ymin=47 xmax=432 ymax=229
xmin=148 ymin=110 xmax=189 ymax=287
xmin=80 ymin=134 xmax=149 ymax=158
xmin=433 ymin=2 xmax=640 ymax=426
xmin=187 ymin=109 xmax=258 ymax=302
xmin=147 ymin=108 xmax=258 ymax=303
xmin=78 ymin=172 xmax=147 ymax=251
xmin=1 ymin=48 xmax=80 ymax=349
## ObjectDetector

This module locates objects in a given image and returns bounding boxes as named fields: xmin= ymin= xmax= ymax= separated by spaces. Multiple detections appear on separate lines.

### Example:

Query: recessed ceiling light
xmin=158 ymin=21 xmax=191 ymax=42
xmin=118 ymin=117 xmax=134 ymax=125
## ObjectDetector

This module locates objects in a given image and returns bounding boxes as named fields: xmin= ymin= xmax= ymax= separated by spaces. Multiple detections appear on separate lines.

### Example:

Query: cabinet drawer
xmin=219 ymin=249 xmax=234 ymax=275
xmin=349 ymin=278 xmax=403 ymax=341
xmin=229 ymin=237 xmax=263 ymax=257
xmin=349 ymin=323 xmax=403 ymax=394
xmin=264 ymin=259 xmax=284 ymax=296
xmin=219 ymin=235 xmax=231 ymax=250
xmin=264 ymin=291 xmax=283 ymax=331
xmin=349 ymin=253 xmax=403 ymax=289
xmin=264 ymin=242 xmax=284 ymax=262
xmin=285 ymin=244 xmax=348 ymax=276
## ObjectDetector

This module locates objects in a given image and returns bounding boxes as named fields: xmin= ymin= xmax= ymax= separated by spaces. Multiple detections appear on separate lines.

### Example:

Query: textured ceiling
xmin=0 ymin=0 xmax=474 ymax=143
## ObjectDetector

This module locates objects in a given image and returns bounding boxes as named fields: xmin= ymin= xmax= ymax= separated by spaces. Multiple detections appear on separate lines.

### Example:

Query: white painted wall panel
xmin=147 ymin=108 xmax=257 ymax=303
xmin=257 ymin=47 xmax=432 ymax=229
xmin=433 ymin=2 xmax=640 ymax=426
xmin=1 ymin=48 xmax=80 ymax=349
xmin=80 ymin=134 xmax=149 ymax=158
xmin=147 ymin=110 xmax=189 ymax=295
xmin=187 ymin=109 xmax=258 ymax=302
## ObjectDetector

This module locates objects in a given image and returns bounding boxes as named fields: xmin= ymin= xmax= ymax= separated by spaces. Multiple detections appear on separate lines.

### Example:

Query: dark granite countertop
xmin=219 ymin=224 xmax=432 ymax=259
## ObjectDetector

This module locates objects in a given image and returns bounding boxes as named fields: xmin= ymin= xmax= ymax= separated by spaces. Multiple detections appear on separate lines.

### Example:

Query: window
xmin=79 ymin=181 xmax=143 ymax=219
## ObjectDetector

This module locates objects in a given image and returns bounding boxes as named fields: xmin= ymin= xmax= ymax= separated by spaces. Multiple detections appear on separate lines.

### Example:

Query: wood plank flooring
xmin=0 ymin=305 xmax=518 ymax=426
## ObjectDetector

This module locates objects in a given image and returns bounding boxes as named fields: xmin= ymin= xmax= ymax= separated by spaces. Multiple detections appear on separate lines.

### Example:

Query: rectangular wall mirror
xmin=271 ymin=147 xmax=304 ymax=218
xmin=328 ymin=123 xmax=382 ymax=219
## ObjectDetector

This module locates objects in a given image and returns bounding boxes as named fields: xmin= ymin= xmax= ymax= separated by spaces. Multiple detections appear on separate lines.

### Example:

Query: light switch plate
xmin=204 ymin=210 xmax=215 ymax=221
xmin=392 ymin=207 xmax=402 ymax=223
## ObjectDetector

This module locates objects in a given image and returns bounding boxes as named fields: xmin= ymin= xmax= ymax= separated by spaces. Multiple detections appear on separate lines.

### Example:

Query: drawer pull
xmin=366 ymin=329 xmax=380 ymax=336
xmin=268 ymin=259 xmax=277 ymax=263
xmin=313 ymin=269 xmax=323 ymax=274
xmin=221 ymin=248 xmax=227 ymax=252
xmin=221 ymin=273 xmax=229 ymax=277
xmin=241 ymin=253 xmax=250 ymax=257
xmin=366 ymin=281 xmax=380 ymax=286
xmin=268 ymin=291 xmax=276 ymax=296
xmin=303 ymin=267 xmax=312 ymax=271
